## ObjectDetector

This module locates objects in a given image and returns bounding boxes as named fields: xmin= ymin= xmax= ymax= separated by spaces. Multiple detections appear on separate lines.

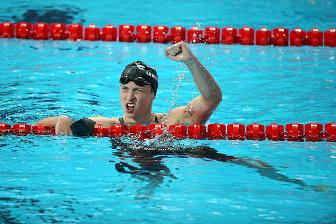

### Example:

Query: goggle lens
xmin=120 ymin=75 xmax=150 ymax=86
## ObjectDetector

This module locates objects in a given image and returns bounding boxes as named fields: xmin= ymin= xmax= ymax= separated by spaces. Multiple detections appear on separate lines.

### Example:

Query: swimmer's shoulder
xmin=88 ymin=116 xmax=119 ymax=127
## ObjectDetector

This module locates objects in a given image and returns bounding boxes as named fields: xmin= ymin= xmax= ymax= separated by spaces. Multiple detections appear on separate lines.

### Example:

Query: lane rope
xmin=1 ymin=122 xmax=335 ymax=142
xmin=0 ymin=22 xmax=335 ymax=47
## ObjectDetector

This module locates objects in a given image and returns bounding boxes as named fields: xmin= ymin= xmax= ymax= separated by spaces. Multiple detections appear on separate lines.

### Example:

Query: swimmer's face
xmin=120 ymin=81 xmax=155 ymax=120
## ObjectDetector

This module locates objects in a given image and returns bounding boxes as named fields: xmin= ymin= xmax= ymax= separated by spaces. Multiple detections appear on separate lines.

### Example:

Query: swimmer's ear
xmin=150 ymin=87 xmax=156 ymax=98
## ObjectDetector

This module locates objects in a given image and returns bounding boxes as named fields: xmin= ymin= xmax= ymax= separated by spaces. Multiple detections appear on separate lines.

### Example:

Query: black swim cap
xmin=120 ymin=61 xmax=158 ymax=95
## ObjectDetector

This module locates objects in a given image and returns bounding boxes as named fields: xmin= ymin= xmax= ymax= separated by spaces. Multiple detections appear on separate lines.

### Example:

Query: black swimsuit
xmin=118 ymin=114 xmax=159 ymax=125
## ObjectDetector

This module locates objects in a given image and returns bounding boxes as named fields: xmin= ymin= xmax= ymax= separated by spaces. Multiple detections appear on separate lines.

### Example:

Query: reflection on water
xmin=0 ymin=185 xmax=96 ymax=223
xmin=12 ymin=6 xmax=86 ymax=24
xmin=110 ymin=136 xmax=316 ymax=199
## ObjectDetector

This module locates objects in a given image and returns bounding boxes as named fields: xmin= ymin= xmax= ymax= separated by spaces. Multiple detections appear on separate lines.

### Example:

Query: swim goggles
xmin=119 ymin=74 xmax=151 ymax=87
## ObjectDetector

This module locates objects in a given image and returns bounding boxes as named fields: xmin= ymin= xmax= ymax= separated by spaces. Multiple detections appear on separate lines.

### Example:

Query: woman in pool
xmin=37 ymin=41 xmax=222 ymax=135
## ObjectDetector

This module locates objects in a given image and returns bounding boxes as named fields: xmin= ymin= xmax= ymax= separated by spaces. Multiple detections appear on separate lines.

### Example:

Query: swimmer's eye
xmin=134 ymin=89 xmax=144 ymax=93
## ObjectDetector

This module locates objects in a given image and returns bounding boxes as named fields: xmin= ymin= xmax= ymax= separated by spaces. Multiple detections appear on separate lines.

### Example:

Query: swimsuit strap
xmin=154 ymin=114 xmax=159 ymax=123
xmin=118 ymin=117 xmax=125 ymax=125
xmin=119 ymin=114 xmax=159 ymax=125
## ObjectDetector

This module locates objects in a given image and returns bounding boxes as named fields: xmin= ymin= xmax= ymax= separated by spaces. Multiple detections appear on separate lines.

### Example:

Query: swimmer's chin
xmin=122 ymin=114 xmax=138 ymax=124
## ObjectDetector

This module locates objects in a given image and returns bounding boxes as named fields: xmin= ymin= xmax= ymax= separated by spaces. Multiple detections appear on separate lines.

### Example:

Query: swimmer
xmin=37 ymin=42 xmax=222 ymax=136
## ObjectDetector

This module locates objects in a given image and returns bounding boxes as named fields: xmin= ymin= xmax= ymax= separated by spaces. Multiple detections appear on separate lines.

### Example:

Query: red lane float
xmin=32 ymin=124 xmax=55 ymax=135
xmin=1 ymin=122 xmax=335 ymax=142
xmin=305 ymin=123 xmax=323 ymax=141
xmin=222 ymin=26 xmax=238 ymax=44
xmin=286 ymin=123 xmax=304 ymax=141
xmin=0 ymin=22 xmax=14 ymax=38
xmin=33 ymin=23 xmax=49 ymax=40
xmin=50 ymin=23 xmax=67 ymax=40
xmin=324 ymin=28 xmax=336 ymax=47
xmin=170 ymin=26 xmax=186 ymax=43
xmin=0 ymin=123 xmax=11 ymax=134
xmin=246 ymin=123 xmax=265 ymax=140
xmin=290 ymin=28 xmax=306 ymax=46
xmin=16 ymin=22 xmax=33 ymax=39
xmin=169 ymin=124 xmax=187 ymax=139
xmin=101 ymin=25 xmax=117 ymax=41
xmin=273 ymin=28 xmax=289 ymax=46
xmin=188 ymin=123 xmax=207 ymax=139
xmin=85 ymin=24 xmax=100 ymax=41
xmin=149 ymin=124 xmax=165 ymax=138
xmin=256 ymin=27 xmax=272 ymax=45
xmin=325 ymin=122 xmax=336 ymax=142
xmin=136 ymin=25 xmax=152 ymax=43
xmin=187 ymin=26 xmax=203 ymax=43
xmin=227 ymin=123 xmax=245 ymax=140
xmin=208 ymin=124 xmax=226 ymax=139
xmin=266 ymin=123 xmax=285 ymax=141
xmin=204 ymin=27 xmax=220 ymax=44
xmin=306 ymin=28 xmax=323 ymax=46
xmin=109 ymin=123 xmax=128 ymax=137
xmin=239 ymin=27 xmax=254 ymax=45
xmin=119 ymin=24 xmax=135 ymax=42
xmin=12 ymin=124 xmax=32 ymax=135
xmin=94 ymin=124 xmax=109 ymax=137
xmin=130 ymin=124 xmax=149 ymax=140
xmin=67 ymin=23 xmax=83 ymax=40
xmin=153 ymin=25 xmax=170 ymax=43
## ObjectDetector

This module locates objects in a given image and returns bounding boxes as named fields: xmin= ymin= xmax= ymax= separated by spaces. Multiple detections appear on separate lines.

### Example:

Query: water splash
xmin=110 ymin=127 xmax=204 ymax=152
xmin=168 ymin=73 xmax=185 ymax=115
xmin=112 ymin=131 xmax=180 ymax=151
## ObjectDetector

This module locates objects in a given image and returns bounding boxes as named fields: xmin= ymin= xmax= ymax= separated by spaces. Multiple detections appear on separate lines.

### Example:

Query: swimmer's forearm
xmin=37 ymin=116 xmax=68 ymax=127
xmin=37 ymin=116 xmax=73 ymax=135
xmin=185 ymin=55 xmax=222 ymax=103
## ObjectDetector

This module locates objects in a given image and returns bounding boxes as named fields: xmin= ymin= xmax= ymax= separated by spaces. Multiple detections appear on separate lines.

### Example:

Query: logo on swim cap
xmin=146 ymin=70 xmax=158 ymax=81
xmin=135 ymin=63 xmax=146 ymax=70
xmin=134 ymin=62 xmax=158 ymax=81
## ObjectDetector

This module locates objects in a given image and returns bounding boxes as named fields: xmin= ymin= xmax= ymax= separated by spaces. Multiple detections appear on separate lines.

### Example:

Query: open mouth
xmin=126 ymin=102 xmax=136 ymax=112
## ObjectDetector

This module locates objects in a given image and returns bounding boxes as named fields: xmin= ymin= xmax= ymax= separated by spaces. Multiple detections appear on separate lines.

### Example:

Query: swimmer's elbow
xmin=210 ymin=86 xmax=222 ymax=102
xmin=211 ymin=91 xmax=222 ymax=106
xmin=216 ymin=91 xmax=223 ymax=104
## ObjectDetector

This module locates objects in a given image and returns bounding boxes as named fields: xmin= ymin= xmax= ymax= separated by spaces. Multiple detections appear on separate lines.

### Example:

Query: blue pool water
xmin=1 ymin=0 xmax=336 ymax=223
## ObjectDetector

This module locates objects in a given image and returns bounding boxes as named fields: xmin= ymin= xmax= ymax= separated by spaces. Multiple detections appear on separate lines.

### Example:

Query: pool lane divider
xmin=0 ymin=22 xmax=335 ymax=47
xmin=1 ymin=122 xmax=335 ymax=142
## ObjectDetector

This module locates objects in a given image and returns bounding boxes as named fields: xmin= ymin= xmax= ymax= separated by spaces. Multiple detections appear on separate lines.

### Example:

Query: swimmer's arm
xmin=185 ymin=53 xmax=222 ymax=106
xmin=36 ymin=115 xmax=72 ymax=135
xmin=166 ymin=96 xmax=217 ymax=125
xmin=165 ymin=42 xmax=222 ymax=125
xmin=88 ymin=116 xmax=118 ymax=128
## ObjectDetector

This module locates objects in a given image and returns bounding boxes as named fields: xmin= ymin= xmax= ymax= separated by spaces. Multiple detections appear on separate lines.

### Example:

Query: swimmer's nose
xmin=126 ymin=91 xmax=136 ymax=101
